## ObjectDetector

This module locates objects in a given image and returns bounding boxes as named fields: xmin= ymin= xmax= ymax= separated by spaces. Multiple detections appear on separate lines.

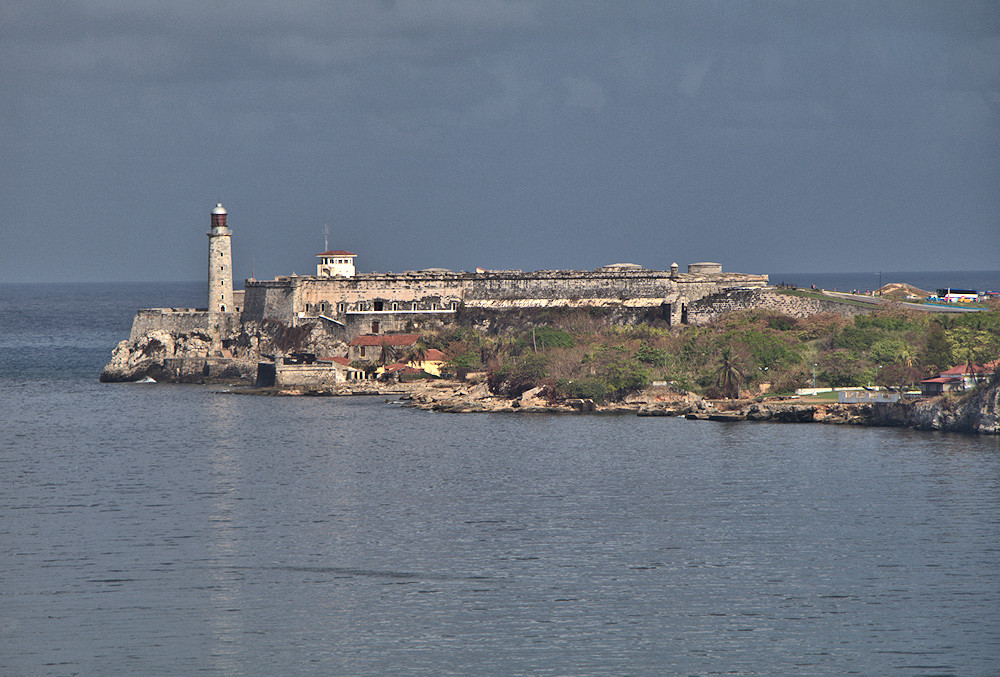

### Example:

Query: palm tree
xmin=715 ymin=347 xmax=744 ymax=399
xmin=405 ymin=341 xmax=428 ymax=367
xmin=378 ymin=341 xmax=399 ymax=368
xmin=480 ymin=339 xmax=505 ymax=371
xmin=898 ymin=347 xmax=914 ymax=369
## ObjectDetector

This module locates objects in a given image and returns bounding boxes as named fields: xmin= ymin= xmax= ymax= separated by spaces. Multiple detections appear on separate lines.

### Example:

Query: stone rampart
xmin=341 ymin=309 xmax=457 ymax=340
xmin=685 ymin=289 xmax=873 ymax=324
xmin=242 ymin=269 xmax=769 ymax=326
xmin=129 ymin=308 xmax=241 ymax=342
xmin=162 ymin=357 xmax=240 ymax=381
xmin=129 ymin=309 xmax=209 ymax=342
xmin=274 ymin=361 xmax=347 ymax=388
xmin=241 ymin=280 xmax=297 ymax=324
xmin=467 ymin=270 xmax=766 ymax=302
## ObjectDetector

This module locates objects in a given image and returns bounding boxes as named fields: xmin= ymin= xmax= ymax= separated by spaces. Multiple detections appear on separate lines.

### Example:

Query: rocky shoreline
xmin=222 ymin=376 xmax=1000 ymax=435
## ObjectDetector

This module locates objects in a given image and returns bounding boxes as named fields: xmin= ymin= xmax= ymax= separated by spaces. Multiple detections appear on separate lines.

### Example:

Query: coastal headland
xmin=103 ymin=203 xmax=1000 ymax=435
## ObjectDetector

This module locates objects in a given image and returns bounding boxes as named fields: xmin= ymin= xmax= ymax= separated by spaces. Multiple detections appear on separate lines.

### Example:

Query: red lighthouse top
xmin=211 ymin=203 xmax=228 ymax=229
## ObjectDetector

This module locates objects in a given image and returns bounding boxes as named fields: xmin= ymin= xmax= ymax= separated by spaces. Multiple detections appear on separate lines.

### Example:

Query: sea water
xmin=2 ymin=281 xmax=999 ymax=676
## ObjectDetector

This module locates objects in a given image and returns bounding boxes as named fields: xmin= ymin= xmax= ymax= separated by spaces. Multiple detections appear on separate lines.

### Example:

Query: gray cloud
xmin=2 ymin=1 xmax=997 ymax=282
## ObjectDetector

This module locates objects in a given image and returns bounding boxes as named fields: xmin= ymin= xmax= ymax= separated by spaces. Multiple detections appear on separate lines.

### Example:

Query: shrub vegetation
xmin=421 ymin=309 xmax=1000 ymax=402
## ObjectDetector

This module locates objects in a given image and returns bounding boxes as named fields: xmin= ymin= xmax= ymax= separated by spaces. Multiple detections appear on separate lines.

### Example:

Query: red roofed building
xmin=318 ymin=355 xmax=367 ymax=380
xmin=407 ymin=348 xmax=447 ymax=376
xmin=922 ymin=359 xmax=998 ymax=396
xmin=382 ymin=363 xmax=423 ymax=378
xmin=348 ymin=334 xmax=421 ymax=361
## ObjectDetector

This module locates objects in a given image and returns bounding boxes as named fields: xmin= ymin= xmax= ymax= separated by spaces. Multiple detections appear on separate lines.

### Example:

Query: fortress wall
xmin=208 ymin=312 xmax=242 ymax=339
xmin=468 ymin=271 xmax=768 ymax=303
xmin=685 ymin=289 xmax=872 ymax=324
xmin=274 ymin=362 xmax=347 ymax=388
xmin=469 ymin=271 xmax=678 ymax=301
xmin=341 ymin=311 xmax=457 ymax=340
xmin=243 ymin=270 xmax=770 ymax=325
xmin=244 ymin=275 xmax=469 ymax=323
xmin=456 ymin=304 xmax=671 ymax=331
xmin=242 ymin=281 xmax=297 ymax=324
xmin=296 ymin=275 xmax=467 ymax=311
xmin=129 ymin=309 xmax=209 ymax=342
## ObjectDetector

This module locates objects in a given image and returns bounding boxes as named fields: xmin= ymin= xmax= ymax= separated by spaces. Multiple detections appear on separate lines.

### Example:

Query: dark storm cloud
xmin=2 ymin=1 xmax=997 ymax=282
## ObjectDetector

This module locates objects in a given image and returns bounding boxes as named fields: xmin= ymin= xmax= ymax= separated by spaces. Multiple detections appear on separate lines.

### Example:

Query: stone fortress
xmin=103 ymin=202 xmax=786 ymax=382
xmin=245 ymin=253 xmax=771 ymax=340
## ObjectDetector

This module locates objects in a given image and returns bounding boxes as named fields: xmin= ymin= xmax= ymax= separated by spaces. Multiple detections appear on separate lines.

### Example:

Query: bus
xmin=932 ymin=288 xmax=980 ymax=303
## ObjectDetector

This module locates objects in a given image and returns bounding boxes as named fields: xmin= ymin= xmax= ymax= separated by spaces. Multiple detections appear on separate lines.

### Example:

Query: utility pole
xmin=812 ymin=363 xmax=817 ymax=393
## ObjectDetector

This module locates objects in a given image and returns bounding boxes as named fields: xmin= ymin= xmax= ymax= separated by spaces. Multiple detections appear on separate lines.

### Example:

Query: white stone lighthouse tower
xmin=207 ymin=203 xmax=233 ymax=314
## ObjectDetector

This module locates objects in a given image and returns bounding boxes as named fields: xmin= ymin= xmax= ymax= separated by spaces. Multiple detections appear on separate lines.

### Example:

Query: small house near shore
xmin=921 ymin=360 xmax=998 ymax=396
xmin=348 ymin=333 xmax=421 ymax=361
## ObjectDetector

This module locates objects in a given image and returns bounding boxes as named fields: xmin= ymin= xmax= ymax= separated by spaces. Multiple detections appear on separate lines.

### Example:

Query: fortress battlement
xmin=241 ymin=260 xmax=768 ymax=336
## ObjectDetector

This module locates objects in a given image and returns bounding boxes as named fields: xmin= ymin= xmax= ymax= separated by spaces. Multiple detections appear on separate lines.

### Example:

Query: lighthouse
xmin=207 ymin=203 xmax=233 ymax=314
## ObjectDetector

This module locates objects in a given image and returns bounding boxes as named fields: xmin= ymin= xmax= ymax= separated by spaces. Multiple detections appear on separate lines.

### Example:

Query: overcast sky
xmin=2 ymin=1 xmax=997 ymax=283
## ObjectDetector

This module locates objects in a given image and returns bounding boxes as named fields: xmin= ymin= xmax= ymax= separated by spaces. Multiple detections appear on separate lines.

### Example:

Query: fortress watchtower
xmin=316 ymin=250 xmax=356 ymax=277
xmin=207 ymin=203 xmax=234 ymax=314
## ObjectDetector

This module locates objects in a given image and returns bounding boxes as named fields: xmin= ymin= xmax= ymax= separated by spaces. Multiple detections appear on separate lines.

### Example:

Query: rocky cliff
xmin=392 ymin=379 xmax=1000 ymax=436
xmin=693 ymin=380 xmax=1000 ymax=435
xmin=100 ymin=319 xmax=347 ymax=383
xmin=865 ymin=379 xmax=1000 ymax=434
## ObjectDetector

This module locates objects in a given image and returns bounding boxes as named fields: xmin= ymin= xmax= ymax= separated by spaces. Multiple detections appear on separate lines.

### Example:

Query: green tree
xmin=528 ymin=326 xmax=575 ymax=350
xmin=488 ymin=352 xmax=550 ymax=397
xmin=378 ymin=341 xmax=400 ymax=367
xmin=714 ymin=346 xmax=745 ymax=399
xmin=404 ymin=341 xmax=428 ymax=367
xmin=922 ymin=325 xmax=952 ymax=373
xmin=599 ymin=356 xmax=650 ymax=399
xmin=634 ymin=343 xmax=670 ymax=367
xmin=868 ymin=337 xmax=908 ymax=364
xmin=817 ymin=350 xmax=865 ymax=388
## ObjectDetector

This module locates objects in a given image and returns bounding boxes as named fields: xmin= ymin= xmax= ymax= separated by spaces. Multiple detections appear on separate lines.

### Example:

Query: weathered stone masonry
xmin=686 ymin=288 xmax=873 ymax=324
xmin=241 ymin=266 xmax=770 ymax=340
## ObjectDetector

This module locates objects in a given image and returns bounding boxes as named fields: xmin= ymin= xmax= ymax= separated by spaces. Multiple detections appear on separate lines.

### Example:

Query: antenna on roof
xmin=250 ymin=255 xmax=255 ymax=280
xmin=324 ymin=223 xmax=329 ymax=252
